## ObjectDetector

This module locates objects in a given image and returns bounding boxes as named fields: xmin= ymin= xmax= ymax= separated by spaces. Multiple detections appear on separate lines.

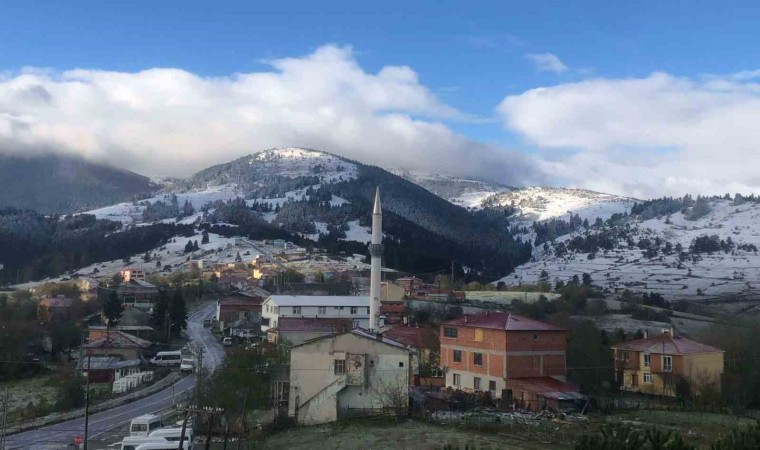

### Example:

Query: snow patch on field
xmin=504 ymin=198 xmax=760 ymax=301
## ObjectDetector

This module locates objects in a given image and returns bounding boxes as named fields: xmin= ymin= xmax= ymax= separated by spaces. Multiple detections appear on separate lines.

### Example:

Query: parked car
xmin=202 ymin=319 xmax=212 ymax=328
xmin=222 ymin=337 xmax=232 ymax=347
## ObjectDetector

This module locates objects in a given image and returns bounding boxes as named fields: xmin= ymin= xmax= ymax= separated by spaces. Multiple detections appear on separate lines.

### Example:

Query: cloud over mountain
xmin=0 ymin=45 xmax=542 ymax=186
xmin=499 ymin=71 xmax=760 ymax=198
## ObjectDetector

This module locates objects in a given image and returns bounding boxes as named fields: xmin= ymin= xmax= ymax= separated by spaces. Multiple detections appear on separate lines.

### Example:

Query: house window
xmin=474 ymin=328 xmax=483 ymax=341
xmin=643 ymin=353 xmax=650 ymax=368
xmin=318 ymin=306 xmax=326 ymax=315
xmin=453 ymin=373 xmax=461 ymax=387
xmin=473 ymin=352 xmax=483 ymax=367
xmin=399 ymin=361 xmax=404 ymax=368
xmin=644 ymin=372 xmax=653 ymax=384
xmin=663 ymin=355 xmax=673 ymax=372
xmin=443 ymin=327 xmax=458 ymax=338
xmin=366 ymin=307 xmax=370 ymax=314
xmin=474 ymin=377 xmax=482 ymax=390
xmin=618 ymin=350 xmax=628 ymax=360
xmin=489 ymin=380 xmax=496 ymax=391
xmin=334 ymin=359 xmax=346 ymax=375
xmin=293 ymin=306 xmax=301 ymax=315
xmin=350 ymin=306 xmax=358 ymax=315
xmin=631 ymin=374 xmax=638 ymax=386
xmin=533 ymin=333 xmax=539 ymax=341
xmin=352 ymin=320 xmax=360 ymax=328
xmin=453 ymin=350 xmax=462 ymax=363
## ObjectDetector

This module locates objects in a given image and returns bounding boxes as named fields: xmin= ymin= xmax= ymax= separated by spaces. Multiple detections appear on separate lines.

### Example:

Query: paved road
xmin=5 ymin=303 xmax=224 ymax=450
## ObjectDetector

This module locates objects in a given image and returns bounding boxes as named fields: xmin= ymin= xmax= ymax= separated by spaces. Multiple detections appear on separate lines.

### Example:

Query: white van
xmin=120 ymin=436 xmax=166 ymax=450
xmin=129 ymin=414 xmax=162 ymax=436
xmin=121 ymin=428 xmax=193 ymax=450
xmin=180 ymin=357 xmax=196 ymax=373
xmin=150 ymin=351 xmax=182 ymax=366
xmin=134 ymin=443 xmax=191 ymax=450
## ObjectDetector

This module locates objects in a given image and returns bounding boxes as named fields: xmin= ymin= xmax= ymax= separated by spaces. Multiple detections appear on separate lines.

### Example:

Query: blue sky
xmin=2 ymin=1 xmax=760 ymax=196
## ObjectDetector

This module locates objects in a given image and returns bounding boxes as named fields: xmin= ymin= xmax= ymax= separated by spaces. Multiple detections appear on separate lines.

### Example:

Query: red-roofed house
xmin=440 ymin=312 xmax=581 ymax=411
xmin=380 ymin=301 xmax=407 ymax=325
xmin=216 ymin=292 xmax=266 ymax=329
xmin=612 ymin=329 xmax=724 ymax=397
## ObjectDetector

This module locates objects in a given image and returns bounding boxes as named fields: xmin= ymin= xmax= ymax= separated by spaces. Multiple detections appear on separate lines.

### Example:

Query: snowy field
xmin=504 ymin=199 xmax=760 ymax=301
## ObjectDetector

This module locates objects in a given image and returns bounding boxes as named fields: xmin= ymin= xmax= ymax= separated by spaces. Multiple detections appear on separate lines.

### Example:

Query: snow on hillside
xmin=248 ymin=148 xmax=358 ymax=184
xmin=85 ymin=184 xmax=244 ymax=225
xmin=391 ymin=169 xmax=511 ymax=209
xmin=502 ymin=198 xmax=760 ymax=301
xmin=486 ymin=187 xmax=635 ymax=222
xmin=393 ymin=170 xmax=634 ymax=222
xmin=84 ymin=148 xmax=358 ymax=226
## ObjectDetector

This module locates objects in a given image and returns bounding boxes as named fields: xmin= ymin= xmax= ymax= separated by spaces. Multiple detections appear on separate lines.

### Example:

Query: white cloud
xmin=525 ymin=53 xmax=568 ymax=73
xmin=498 ymin=72 xmax=760 ymax=197
xmin=0 ymin=45 xmax=542 ymax=185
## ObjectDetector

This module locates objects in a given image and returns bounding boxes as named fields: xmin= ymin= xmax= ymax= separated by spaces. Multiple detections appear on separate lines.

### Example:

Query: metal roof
xmin=507 ymin=377 xmax=586 ymax=401
xmin=270 ymin=317 xmax=352 ymax=333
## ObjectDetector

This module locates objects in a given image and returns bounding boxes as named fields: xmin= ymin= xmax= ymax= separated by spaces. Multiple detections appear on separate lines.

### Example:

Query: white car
xmin=222 ymin=337 xmax=232 ymax=346
xmin=180 ymin=357 xmax=196 ymax=373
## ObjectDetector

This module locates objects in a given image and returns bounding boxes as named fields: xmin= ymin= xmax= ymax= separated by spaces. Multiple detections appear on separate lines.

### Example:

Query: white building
xmin=288 ymin=328 xmax=413 ymax=424
xmin=261 ymin=295 xmax=381 ymax=331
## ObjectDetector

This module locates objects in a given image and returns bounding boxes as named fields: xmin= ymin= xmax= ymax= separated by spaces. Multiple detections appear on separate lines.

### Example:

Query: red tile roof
xmin=84 ymin=330 xmax=151 ymax=349
xmin=441 ymin=312 xmax=565 ymax=332
xmin=612 ymin=333 xmax=722 ymax=355
xmin=384 ymin=325 xmax=434 ymax=349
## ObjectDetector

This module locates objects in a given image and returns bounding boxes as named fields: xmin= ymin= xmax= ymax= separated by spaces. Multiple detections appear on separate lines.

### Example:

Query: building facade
xmin=288 ymin=329 xmax=413 ymax=424
xmin=261 ymin=295 xmax=377 ymax=332
xmin=440 ymin=312 xmax=582 ymax=411
xmin=612 ymin=329 xmax=724 ymax=397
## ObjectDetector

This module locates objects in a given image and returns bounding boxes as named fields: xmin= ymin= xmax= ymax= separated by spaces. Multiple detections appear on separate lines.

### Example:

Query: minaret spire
xmin=368 ymin=187 xmax=383 ymax=331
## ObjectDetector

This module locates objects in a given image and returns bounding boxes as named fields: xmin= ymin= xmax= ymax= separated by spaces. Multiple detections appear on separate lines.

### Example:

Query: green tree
xmin=567 ymin=320 xmax=614 ymax=394
xmin=150 ymin=289 xmax=171 ymax=339
xmin=169 ymin=289 xmax=187 ymax=337
xmin=201 ymin=230 xmax=210 ymax=245
xmin=102 ymin=291 xmax=122 ymax=325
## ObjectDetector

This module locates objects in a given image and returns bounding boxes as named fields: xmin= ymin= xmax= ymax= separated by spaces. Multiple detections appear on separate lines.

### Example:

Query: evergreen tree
xmin=201 ymin=230 xmax=210 ymax=245
xmin=184 ymin=240 xmax=194 ymax=253
xmin=102 ymin=291 xmax=123 ymax=325
xmin=193 ymin=240 xmax=199 ymax=251
xmin=235 ymin=251 xmax=242 ymax=263
xmin=169 ymin=289 xmax=188 ymax=337
xmin=150 ymin=289 xmax=170 ymax=333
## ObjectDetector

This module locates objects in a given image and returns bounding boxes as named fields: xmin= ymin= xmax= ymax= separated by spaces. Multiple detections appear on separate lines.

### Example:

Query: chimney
xmin=464 ymin=315 xmax=469 ymax=324
xmin=375 ymin=332 xmax=383 ymax=341
xmin=643 ymin=330 xmax=648 ymax=338
xmin=670 ymin=326 xmax=675 ymax=337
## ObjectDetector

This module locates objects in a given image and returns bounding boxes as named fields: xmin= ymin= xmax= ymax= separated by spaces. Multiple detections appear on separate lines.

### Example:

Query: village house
xmin=381 ymin=281 xmax=406 ymax=302
xmin=266 ymin=317 xmax=352 ymax=346
xmin=83 ymin=330 xmax=151 ymax=361
xmin=379 ymin=301 xmax=407 ymax=325
xmin=261 ymin=295 xmax=381 ymax=332
xmin=75 ymin=277 xmax=100 ymax=300
xmin=119 ymin=268 xmax=146 ymax=282
xmin=439 ymin=312 xmax=584 ymax=412
xmin=88 ymin=325 xmax=154 ymax=341
xmin=216 ymin=292 xmax=266 ymax=330
xmin=37 ymin=295 xmax=75 ymax=322
xmin=288 ymin=328 xmax=414 ymax=425
xmin=612 ymin=329 xmax=724 ymax=397
xmin=77 ymin=356 xmax=142 ymax=384
xmin=116 ymin=279 xmax=159 ymax=309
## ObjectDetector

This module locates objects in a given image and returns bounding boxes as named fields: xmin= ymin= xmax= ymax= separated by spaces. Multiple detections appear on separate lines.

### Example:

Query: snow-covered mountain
xmin=392 ymin=170 xmax=634 ymax=222
xmin=502 ymin=197 xmax=760 ymax=301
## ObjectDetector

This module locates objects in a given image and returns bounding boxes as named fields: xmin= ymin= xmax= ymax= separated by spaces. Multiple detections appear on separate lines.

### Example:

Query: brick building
xmin=440 ymin=312 xmax=583 ymax=411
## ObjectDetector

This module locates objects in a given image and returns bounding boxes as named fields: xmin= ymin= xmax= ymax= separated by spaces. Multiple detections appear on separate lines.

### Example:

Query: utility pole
xmin=196 ymin=347 xmax=204 ymax=406
xmin=236 ymin=389 xmax=249 ymax=450
xmin=83 ymin=355 xmax=91 ymax=450
xmin=1 ymin=387 xmax=9 ymax=450
xmin=451 ymin=260 xmax=455 ymax=289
